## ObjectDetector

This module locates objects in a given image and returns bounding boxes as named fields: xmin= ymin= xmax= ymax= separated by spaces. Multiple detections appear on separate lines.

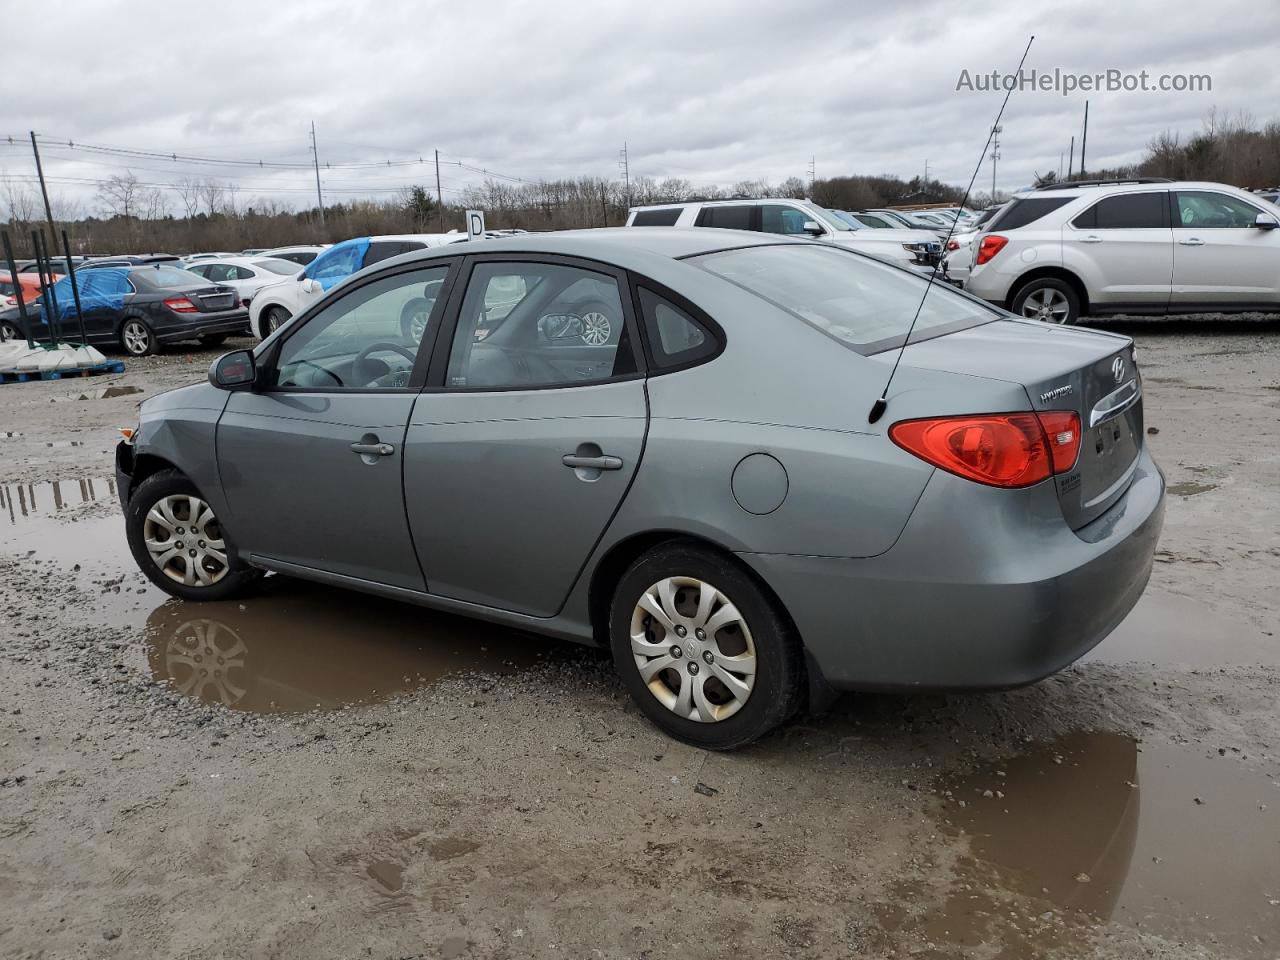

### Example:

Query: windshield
xmin=829 ymin=210 xmax=864 ymax=230
xmin=693 ymin=243 xmax=996 ymax=354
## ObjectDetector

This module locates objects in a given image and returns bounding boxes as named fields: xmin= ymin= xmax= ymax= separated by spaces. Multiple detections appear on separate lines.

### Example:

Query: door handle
xmin=1179 ymin=238 xmax=1205 ymax=246
xmin=562 ymin=454 xmax=623 ymax=470
xmin=350 ymin=441 xmax=395 ymax=457
xmin=1080 ymin=235 xmax=1103 ymax=243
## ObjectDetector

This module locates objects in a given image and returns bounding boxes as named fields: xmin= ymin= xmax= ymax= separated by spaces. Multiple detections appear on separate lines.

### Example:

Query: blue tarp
xmin=42 ymin=269 xmax=132 ymax=320
xmin=303 ymin=237 xmax=371 ymax=291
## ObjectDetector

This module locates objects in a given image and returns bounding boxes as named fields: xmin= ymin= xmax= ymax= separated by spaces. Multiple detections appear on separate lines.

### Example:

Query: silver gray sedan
xmin=116 ymin=228 xmax=1165 ymax=749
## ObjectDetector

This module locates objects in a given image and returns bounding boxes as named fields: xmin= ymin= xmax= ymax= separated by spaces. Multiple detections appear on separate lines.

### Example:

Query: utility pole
xmin=310 ymin=121 xmax=325 ymax=229
xmin=434 ymin=149 xmax=444 ymax=231
xmin=618 ymin=143 xmax=631 ymax=208
xmin=1080 ymin=100 xmax=1089 ymax=178
xmin=1068 ymin=136 xmax=1075 ymax=179
xmin=808 ymin=156 xmax=816 ymax=194
xmin=922 ymin=158 xmax=929 ymax=186
xmin=29 ymin=131 xmax=57 ymax=249
xmin=989 ymin=125 xmax=1002 ymax=200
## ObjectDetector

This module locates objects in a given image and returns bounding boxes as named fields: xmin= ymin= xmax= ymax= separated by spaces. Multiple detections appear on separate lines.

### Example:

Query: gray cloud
xmin=2 ymin=0 xmax=1277 ymax=213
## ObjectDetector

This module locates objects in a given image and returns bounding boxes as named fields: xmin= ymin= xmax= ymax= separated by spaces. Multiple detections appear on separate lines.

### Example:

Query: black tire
xmin=261 ymin=306 xmax=290 ymax=339
xmin=1010 ymin=277 xmax=1082 ymax=325
xmin=0 ymin=320 xmax=20 ymax=342
xmin=399 ymin=296 xmax=433 ymax=344
xmin=609 ymin=541 xmax=804 ymax=750
xmin=119 ymin=317 xmax=157 ymax=356
xmin=198 ymin=334 xmax=228 ymax=348
xmin=125 ymin=469 xmax=262 ymax=602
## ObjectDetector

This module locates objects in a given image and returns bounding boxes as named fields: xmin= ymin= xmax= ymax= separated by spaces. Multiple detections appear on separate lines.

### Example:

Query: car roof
xmin=629 ymin=197 xmax=815 ymax=211
xmin=375 ymin=227 xmax=803 ymax=273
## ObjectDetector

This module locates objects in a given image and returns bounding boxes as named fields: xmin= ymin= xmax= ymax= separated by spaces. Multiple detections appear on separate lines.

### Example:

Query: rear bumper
xmin=739 ymin=445 xmax=1166 ymax=691
xmin=154 ymin=311 xmax=250 ymax=343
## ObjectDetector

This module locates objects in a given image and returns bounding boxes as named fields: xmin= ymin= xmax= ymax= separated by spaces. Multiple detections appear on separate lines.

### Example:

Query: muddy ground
xmin=1 ymin=318 xmax=1278 ymax=960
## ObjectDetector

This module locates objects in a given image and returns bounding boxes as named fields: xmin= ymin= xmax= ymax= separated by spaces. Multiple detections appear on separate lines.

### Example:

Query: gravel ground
xmin=1 ymin=320 xmax=1278 ymax=960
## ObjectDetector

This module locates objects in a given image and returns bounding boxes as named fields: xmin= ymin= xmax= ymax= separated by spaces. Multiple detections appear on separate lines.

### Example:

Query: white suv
xmin=964 ymin=179 xmax=1280 ymax=325
xmin=625 ymin=199 xmax=943 ymax=274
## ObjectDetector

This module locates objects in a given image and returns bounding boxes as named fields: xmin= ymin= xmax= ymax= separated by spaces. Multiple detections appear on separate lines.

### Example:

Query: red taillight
xmin=945 ymin=239 xmax=960 ymax=251
xmin=890 ymin=411 xmax=1081 ymax=488
xmin=974 ymin=234 xmax=1008 ymax=265
xmin=163 ymin=297 xmax=197 ymax=313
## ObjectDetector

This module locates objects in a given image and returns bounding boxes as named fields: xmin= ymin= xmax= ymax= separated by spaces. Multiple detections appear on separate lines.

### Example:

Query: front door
xmin=217 ymin=263 xmax=454 ymax=591
xmin=405 ymin=257 xmax=647 ymax=617
xmin=1170 ymin=190 xmax=1280 ymax=305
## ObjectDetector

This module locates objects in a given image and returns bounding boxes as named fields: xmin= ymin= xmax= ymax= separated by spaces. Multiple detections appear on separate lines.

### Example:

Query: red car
xmin=0 ymin=271 xmax=61 ymax=309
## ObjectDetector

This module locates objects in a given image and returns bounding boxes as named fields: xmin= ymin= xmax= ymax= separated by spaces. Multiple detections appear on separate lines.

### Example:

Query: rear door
xmin=217 ymin=262 xmax=455 ymax=590
xmin=1170 ymin=190 xmax=1280 ymax=304
xmin=404 ymin=255 xmax=647 ymax=616
xmin=1065 ymin=191 xmax=1172 ymax=306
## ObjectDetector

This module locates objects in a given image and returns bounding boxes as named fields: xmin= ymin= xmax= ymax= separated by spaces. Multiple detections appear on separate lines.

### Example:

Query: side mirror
xmin=1255 ymin=213 xmax=1278 ymax=230
xmin=538 ymin=314 xmax=585 ymax=341
xmin=802 ymin=220 xmax=824 ymax=236
xmin=299 ymin=276 xmax=319 ymax=293
xmin=209 ymin=350 xmax=256 ymax=391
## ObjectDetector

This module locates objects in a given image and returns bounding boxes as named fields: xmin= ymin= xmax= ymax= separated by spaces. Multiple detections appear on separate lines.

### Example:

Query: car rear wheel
xmin=125 ymin=469 xmax=261 ymax=602
xmin=1012 ymin=278 xmax=1081 ymax=325
xmin=0 ymin=320 xmax=20 ymax=342
xmin=120 ymin=318 xmax=156 ymax=356
xmin=198 ymin=334 xmax=228 ymax=348
xmin=576 ymin=300 xmax=615 ymax=345
xmin=399 ymin=297 xmax=433 ymax=344
xmin=262 ymin=306 xmax=290 ymax=338
xmin=609 ymin=542 xmax=804 ymax=749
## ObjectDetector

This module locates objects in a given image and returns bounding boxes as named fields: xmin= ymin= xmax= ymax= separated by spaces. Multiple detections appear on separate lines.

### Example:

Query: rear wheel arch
xmin=1007 ymin=267 xmax=1090 ymax=316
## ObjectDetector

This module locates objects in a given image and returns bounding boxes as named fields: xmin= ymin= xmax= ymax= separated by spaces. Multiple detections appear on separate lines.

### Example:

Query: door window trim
xmin=422 ymin=252 xmax=648 ymax=393
xmin=257 ymin=257 xmax=461 ymax=395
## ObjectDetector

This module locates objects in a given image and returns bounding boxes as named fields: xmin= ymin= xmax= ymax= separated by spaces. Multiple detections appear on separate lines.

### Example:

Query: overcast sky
xmin=3 ymin=0 xmax=1278 ymax=214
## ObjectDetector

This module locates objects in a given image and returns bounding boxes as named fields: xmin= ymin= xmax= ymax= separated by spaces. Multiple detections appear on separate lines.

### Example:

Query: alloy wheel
xmin=0 ymin=322 xmax=19 ymax=342
xmin=1021 ymin=287 xmax=1071 ymax=323
xmin=630 ymin=576 xmax=757 ymax=723
xmin=143 ymin=494 xmax=229 ymax=586
xmin=408 ymin=308 xmax=430 ymax=342
xmin=122 ymin=320 xmax=151 ymax=355
xmin=580 ymin=311 xmax=613 ymax=346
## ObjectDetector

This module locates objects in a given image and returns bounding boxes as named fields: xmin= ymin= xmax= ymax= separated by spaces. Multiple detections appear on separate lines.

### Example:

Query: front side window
xmin=1174 ymin=191 xmax=1262 ymax=228
xmin=760 ymin=204 xmax=815 ymax=236
xmin=272 ymin=266 xmax=449 ymax=390
xmin=695 ymin=243 xmax=995 ymax=354
xmin=445 ymin=261 xmax=635 ymax=389
xmin=1072 ymin=192 xmax=1168 ymax=229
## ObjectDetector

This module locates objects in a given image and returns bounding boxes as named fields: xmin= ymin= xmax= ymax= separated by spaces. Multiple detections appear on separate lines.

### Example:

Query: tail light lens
xmin=890 ymin=411 xmax=1081 ymax=488
xmin=974 ymin=234 xmax=1008 ymax=265
xmin=945 ymin=239 xmax=960 ymax=251
xmin=163 ymin=297 xmax=197 ymax=313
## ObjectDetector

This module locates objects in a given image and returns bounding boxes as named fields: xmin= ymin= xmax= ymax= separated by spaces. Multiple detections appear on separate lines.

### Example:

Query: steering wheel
xmin=352 ymin=340 xmax=417 ymax=386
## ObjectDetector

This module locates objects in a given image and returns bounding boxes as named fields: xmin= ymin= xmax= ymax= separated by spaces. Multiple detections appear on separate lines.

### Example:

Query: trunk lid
xmin=186 ymin=284 xmax=238 ymax=312
xmin=894 ymin=318 xmax=1143 ymax=529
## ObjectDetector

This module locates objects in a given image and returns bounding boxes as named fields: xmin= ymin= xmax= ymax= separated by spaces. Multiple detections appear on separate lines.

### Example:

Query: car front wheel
xmin=609 ymin=542 xmax=804 ymax=749
xmin=120 ymin=318 xmax=157 ymax=356
xmin=1012 ymin=278 xmax=1081 ymax=325
xmin=125 ymin=469 xmax=262 ymax=602
xmin=0 ymin=320 xmax=20 ymax=342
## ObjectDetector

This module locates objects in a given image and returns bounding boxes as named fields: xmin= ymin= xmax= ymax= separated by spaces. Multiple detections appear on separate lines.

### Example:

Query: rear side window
xmin=631 ymin=208 xmax=682 ymax=226
xmin=363 ymin=241 xmax=406 ymax=268
xmin=695 ymin=206 xmax=753 ymax=230
xmin=636 ymin=287 xmax=718 ymax=369
xmin=1072 ymin=192 xmax=1168 ymax=229
xmin=987 ymin=197 xmax=1073 ymax=231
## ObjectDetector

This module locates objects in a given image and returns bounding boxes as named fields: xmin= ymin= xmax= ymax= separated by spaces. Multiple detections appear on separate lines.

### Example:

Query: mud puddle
xmin=907 ymin=732 xmax=1280 ymax=957
xmin=139 ymin=579 xmax=574 ymax=713
xmin=1088 ymin=589 xmax=1279 ymax=668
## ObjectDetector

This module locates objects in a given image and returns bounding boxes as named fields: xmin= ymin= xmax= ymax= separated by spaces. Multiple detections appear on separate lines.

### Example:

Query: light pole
xmin=990 ymin=124 xmax=1002 ymax=200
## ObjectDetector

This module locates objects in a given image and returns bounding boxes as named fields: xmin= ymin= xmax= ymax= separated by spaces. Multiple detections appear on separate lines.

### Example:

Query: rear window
xmin=254 ymin=258 xmax=299 ymax=275
xmin=693 ymin=244 xmax=996 ymax=355
xmin=695 ymin=206 xmax=753 ymax=230
xmin=987 ymin=197 xmax=1073 ymax=231
xmin=1072 ymin=192 xmax=1168 ymax=229
xmin=631 ymin=208 xmax=682 ymax=226
xmin=131 ymin=266 xmax=203 ymax=288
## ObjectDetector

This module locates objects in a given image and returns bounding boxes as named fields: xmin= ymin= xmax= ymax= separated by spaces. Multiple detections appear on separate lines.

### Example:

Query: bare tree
xmin=2 ymin=176 xmax=40 ymax=225
xmin=97 ymin=172 xmax=141 ymax=219
xmin=175 ymin=177 xmax=201 ymax=219
xmin=198 ymin=178 xmax=225 ymax=217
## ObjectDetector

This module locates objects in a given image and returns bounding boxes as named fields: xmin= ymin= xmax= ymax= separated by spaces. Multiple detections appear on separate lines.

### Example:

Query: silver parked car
xmin=115 ymin=228 xmax=1165 ymax=748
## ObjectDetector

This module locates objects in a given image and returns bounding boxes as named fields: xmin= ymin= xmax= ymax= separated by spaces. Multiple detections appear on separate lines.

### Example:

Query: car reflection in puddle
xmin=895 ymin=731 xmax=1280 ymax=958
xmin=141 ymin=578 xmax=581 ymax=713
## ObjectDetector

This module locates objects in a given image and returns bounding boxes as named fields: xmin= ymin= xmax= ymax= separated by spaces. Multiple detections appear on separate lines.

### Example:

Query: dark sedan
xmin=0 ymin=265 xmax=250 ymax=355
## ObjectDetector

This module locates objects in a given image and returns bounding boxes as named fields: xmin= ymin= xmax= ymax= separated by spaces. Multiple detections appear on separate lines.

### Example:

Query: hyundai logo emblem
xmin=1111 ymin=357 xmax=1125 ymax=382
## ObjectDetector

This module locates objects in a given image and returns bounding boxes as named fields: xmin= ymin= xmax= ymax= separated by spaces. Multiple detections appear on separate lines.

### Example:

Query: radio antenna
xmin=868 ymin=35 xmax=1035 ymax=424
